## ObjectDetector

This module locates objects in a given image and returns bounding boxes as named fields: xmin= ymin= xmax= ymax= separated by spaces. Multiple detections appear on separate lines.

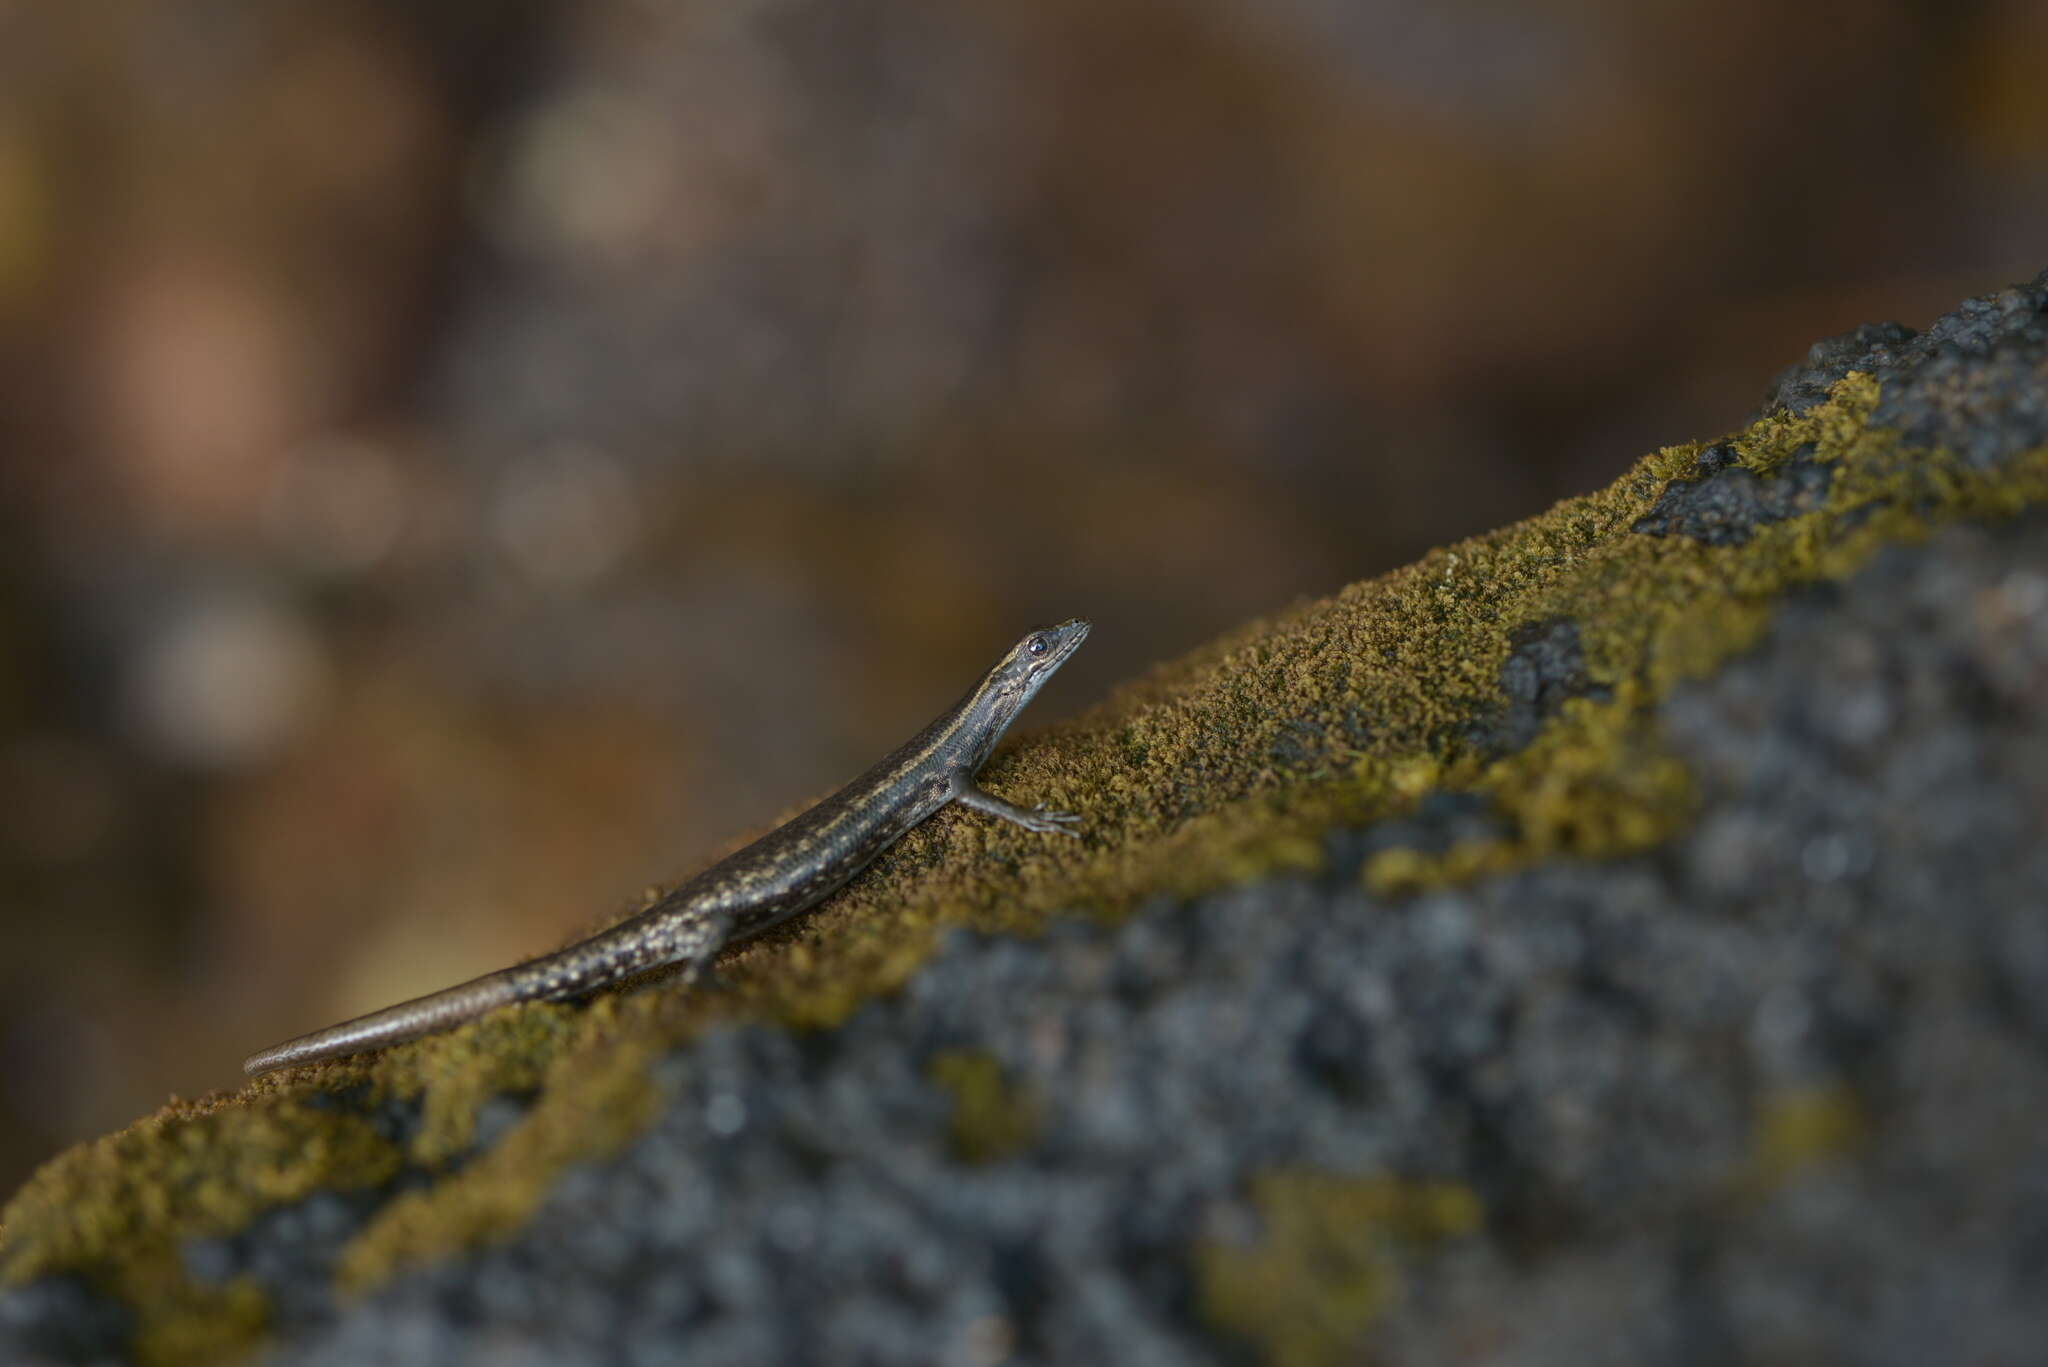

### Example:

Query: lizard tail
xmin=241 ymin=967 xmax=527 ymax=1076
xmin=240 ymin=909 xmax=712 ymax=1076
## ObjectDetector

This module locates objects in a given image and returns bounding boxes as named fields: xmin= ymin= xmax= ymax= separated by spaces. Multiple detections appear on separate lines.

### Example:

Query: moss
xmin=0 ymin=1090 xmax=402 ymax=1363
xmin=1 ymin=1095 xmax=399 ymax=1284
xmin=1745 ymin=1085 xmax=1867 ymax=1193
xmin=1196 ymin=1170 xmax=1483 ymax=1367
xmin=126 ymin=1269 xmax=269 ymax=1367
xmin=333 ymin=1006 xmax=664 ymax=1293
xmin=7 ymin=373 xmax=2048 ymax=1361
xmin=366 ymin=997 xmax=593 ymax=1169
xmin=928 ymin=1050 xmax=1041 ymax=1163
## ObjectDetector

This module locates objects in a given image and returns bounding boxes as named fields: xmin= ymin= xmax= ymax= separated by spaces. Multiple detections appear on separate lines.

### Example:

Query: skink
xmin=243 ymin=619 xmax=1090 ymax=1075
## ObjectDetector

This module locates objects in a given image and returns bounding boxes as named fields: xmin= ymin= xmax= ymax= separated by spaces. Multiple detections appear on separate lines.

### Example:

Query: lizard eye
xmin=1026 ymin=634 xmax=1050 ymax=657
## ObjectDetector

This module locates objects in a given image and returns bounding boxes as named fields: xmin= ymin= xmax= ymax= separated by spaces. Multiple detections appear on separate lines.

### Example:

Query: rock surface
xmin=4 ymin=270 xmax=2047 ymax=1365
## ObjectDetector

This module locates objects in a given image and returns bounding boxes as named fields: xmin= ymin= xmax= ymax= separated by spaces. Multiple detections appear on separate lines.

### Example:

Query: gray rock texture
xmin=1770 ymin=266 xmax=2048 ymax=470
xmin=235 ymin=514 xmax=2047 ymax=1367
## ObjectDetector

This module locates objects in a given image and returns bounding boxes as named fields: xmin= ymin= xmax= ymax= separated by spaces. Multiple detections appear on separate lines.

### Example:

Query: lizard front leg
xmin=954 ymin=782 xmax=1082 ymax=836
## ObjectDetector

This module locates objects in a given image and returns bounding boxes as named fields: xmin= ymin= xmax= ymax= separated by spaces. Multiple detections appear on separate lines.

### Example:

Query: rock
xmin=6 ymin=271 xmax=2048 ymax=1365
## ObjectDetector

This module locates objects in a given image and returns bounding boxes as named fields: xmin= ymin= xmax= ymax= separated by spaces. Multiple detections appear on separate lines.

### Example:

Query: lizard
xmin=242 ymin=618 xmax=1090 ymax=1075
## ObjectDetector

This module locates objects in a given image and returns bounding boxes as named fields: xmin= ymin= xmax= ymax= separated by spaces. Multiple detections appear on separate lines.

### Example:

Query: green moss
xmin=0 ymin=1089 xmax=403 ymax=1364
xmin=928 ymin=1050 xmax=1041 ymax=1163
xmin=1745 ymin=1085 xmax=1866 ymax=1192
xmin=334 ymin=1005 xmax=664 ymax=1293
xmin=127 ymin=1270 xmax=269 ymax=1367
xmin=7 ymin=372 xmax=2048 ymax=1361
xmin=367 ymin=998 xmax=593 ymax=1169
xmin=1 ymin=1094 xmax=399 ymax=1286
xmin=1197 ymin=1170 xmax=1483 ymax=1367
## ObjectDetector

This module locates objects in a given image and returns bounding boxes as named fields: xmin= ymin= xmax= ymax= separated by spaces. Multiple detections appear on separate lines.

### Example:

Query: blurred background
xmin=0 ymin=0 xmax=2042 ymax=1197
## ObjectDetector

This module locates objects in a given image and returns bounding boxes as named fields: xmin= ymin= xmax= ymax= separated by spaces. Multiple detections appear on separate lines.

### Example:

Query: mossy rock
xmin=6 ymin=271 xmax=2048 ymax=1365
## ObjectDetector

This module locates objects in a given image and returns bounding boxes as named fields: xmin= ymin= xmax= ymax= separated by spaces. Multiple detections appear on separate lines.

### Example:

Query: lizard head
xmin=965 ymin=618 xmax=1090 ymax=756
xmin=999 ymin=618 xmax=1090 ymax=694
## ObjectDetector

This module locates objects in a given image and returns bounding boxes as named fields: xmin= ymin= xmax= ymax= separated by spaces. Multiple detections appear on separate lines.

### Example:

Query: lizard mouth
xmin=1039 ymin=618 xmax=1090 ymax=672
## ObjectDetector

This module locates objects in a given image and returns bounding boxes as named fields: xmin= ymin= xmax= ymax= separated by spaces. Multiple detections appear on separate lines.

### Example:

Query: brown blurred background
xmin=0 ymin=0 xmax=2042 ymax=1198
